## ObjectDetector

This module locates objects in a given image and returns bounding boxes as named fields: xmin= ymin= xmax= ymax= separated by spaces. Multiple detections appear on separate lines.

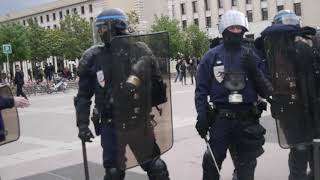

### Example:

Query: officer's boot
xmin=103 ymin=168 xmax=125 ymax=180
xmin=237 ymin=159 xmax=257 ymax=180
xmin=288 ymin=146 xmax=309 ymax=180
xmin=142 ymin=158 xmax=170 ymax=180
xmin=202 ymin=150 xmax=221 ymax=180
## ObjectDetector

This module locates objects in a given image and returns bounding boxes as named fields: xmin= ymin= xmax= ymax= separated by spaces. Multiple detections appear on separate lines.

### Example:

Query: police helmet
xmin=219 ymin=10 xmax=249 ymax=34
xmin=95 ymin=8 xmax=128 ymax=33
xmin=273 ymin=10 xmax=300 ymax=26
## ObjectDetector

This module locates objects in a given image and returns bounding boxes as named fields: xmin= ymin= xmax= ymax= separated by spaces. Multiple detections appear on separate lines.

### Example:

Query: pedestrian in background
xmin=174 ymin=59 xmax=181 ymax=82
xmin=14 ymin=65 xmax=28 ymax=100
xmin=179 ymin=60 xmax=187 ymax=85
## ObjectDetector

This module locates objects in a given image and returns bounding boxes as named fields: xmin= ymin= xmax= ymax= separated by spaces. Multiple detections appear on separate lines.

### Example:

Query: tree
xmin=26 ymin=19 xmax=50 ymax=62
xmin=127 ymin=10 xmax=139 ymax=33
xmin=150 ymin=15 xmax=185 ymax=58
xmin=185 ymin=25 xmax=210 ymax=58
xmin=60 ymin=14 xmax=93 ymax=60
xmin=0 ymin=23 xmax=29 ymax=63
xmin=47 ymin=28 xmax=67 ymax=58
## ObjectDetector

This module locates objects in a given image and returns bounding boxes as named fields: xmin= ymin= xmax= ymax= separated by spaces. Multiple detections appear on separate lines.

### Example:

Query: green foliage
xmin=0 ymin=23 xmax=29 ymax=63
xmin=150 ymin=15 xmax=185 ymax=58
xmin=185 ymin=25 xmax=210 ymax=58
xmin=127 ymin=11 xmax=139 ymax=33
xmin=26 ymin=19 xmax=50 ymax=62
xmin=60 ymin=14 xmax=93 ymax=60
xmin=47 ymin=28 xmax=66 ymax=57
xmin=150 ymin=15 xmax=209 ymax=58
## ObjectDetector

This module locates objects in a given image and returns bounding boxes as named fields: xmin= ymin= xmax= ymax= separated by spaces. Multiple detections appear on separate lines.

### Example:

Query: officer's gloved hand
xmin=78 ymin=125 xmax=94 ymax=142
xmin=241 ymin=53 xmax=258 ymax=77
xmin=195 ymin=114 xmax=210 ymax=139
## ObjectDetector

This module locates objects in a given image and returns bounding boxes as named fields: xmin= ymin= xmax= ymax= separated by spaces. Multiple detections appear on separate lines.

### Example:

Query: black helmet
xmin=95 ymin=8 xmax=128 ymax=43
xmin=273 ymin=10 xmax=300 ymax=27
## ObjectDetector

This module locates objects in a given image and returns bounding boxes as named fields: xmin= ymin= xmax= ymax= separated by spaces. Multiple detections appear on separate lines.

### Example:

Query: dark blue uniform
xmin=75 ymin=42 xmax=170 ymax=180
xmin=195 ymin=42 xmax=268 ymax=180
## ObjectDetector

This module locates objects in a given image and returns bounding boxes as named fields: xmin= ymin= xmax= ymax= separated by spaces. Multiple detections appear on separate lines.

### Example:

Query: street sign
xmin=2 ymin=44 xmax=12 ymax=54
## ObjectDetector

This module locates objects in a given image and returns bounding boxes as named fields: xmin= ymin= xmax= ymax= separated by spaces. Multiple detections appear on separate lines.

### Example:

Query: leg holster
xmin=104 ymin=168 xmax=125 ymax=180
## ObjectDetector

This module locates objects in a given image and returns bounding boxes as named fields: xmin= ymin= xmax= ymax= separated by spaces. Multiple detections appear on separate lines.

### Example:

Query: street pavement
xmin=0 ymin=79 xmax=291 ymax=180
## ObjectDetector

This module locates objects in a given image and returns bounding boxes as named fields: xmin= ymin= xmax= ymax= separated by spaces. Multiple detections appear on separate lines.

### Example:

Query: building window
xmin=46 ymin=14 xmax=50 ymax=22
xmin=23 ymin=20 xmax=26 ymax=26
xmin=53 ymin=13 xmax=56 ymax=21
xmin=261 ymin=8 xmax=268 ymax=20
xmin=182 ymin=20 xmax=187 ymax=30
xmin=246 ymin=0 xmax=252 ymax=4
xmin=194 ymin=18 xmax=199 ymax=26
xmin=81 ymin=6 xmax=85 ymax=14
xmin=294 ymin=3 xmax=301 ymax=16
xmin=73 ymin=8 xmax=77 ymax=14
xmin=247 ymin=10 xmax=253 ymax=22
xmin=219 ymin=14 xmax=222 ymax=20
xmin=53 ymin=24 xmax=57 ymax=29
xmin=34 ymin=17 xmax=37 ymax=23
xmin=232 ymin=0 xmax=237 ymax=6
xmin=277 ymin=5 xmax=284 ymax=12
xmin=40 ymin=16 xmax=43 ymax=23
xmin=192 ymin=1 xmax=198 ymax=13
xmin=206 ymin=16 xmax=212 ymax=28
xmin=59 ymin=11 xmax=63 ymax=19
xmin=66 ymin=9 xmax=70 ymax=15
xmin=245 ymin=34 xmax=254 ymax=40
xmin=180 ymin=3 xmax=186 ymax=15
xmin=172 ymin=5 xmax=175 ymax=17
xmin=218 ymin=0 xmax=223 ymax=8
xmin=261 ymin=0 xmax=266 ymax=1
xmin=204 ymin=0 xmax=210 ymax=10
xmin=47 ymin=26 xmax=51 ymax=29
xmin=89 ymin=4 xmax=93 ymax=13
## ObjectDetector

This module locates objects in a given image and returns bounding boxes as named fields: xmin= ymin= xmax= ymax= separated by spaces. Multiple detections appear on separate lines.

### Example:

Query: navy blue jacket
xmin=195 ymin=42 xmax=266 ymax=117
xmin=0 ymin=96 xmax=14 ymax=142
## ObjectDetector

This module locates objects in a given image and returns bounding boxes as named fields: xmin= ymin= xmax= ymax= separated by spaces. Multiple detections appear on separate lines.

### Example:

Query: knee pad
xmin=145 ymin=158 xmax=170 ymax=180
xmin=104 ymin=168 xmax=125 ymax=180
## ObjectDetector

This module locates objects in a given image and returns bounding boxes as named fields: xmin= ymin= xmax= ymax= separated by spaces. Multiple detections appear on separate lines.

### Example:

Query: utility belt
xmin=208 ymin=100 xmax=267 ymax=121
xmin=218 ymin=109 xmax=254 ymax=120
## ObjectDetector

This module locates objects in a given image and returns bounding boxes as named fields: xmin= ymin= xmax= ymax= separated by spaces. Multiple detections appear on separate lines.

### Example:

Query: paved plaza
xmin=0 ymin=81 xmax=291 ymax=180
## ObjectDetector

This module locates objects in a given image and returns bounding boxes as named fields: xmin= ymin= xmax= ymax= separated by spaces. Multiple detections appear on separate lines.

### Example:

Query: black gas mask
xmin=97 ymin=22 xmax=118 ymax=45
xmin=223 ymin=72 xmax=246 ymax=104
xmin=222 ymin=30 xmax=244 ymax=47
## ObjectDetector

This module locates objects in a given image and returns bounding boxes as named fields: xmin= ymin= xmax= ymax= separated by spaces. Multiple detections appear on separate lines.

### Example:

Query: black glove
xmin=241 ymin=53 xmax=258 ymax=77
xmin=195 ymin=114 xmax=210 ymax=139
xmin=78 ymin=125 xmax=94 ymax=142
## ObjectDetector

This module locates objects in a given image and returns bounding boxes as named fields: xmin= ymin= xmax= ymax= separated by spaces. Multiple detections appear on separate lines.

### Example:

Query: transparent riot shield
xmin=266 ymin=36 xmax=314 ymax=148
xmin=0 ymin=85 xmax=20 ymax=146
xmin=110 ymin=32 xmax=173 ymax=169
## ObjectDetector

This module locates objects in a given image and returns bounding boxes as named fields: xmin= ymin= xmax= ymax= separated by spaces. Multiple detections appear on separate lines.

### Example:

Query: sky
xmin=0 ymin=0 xmax=57 ymax=16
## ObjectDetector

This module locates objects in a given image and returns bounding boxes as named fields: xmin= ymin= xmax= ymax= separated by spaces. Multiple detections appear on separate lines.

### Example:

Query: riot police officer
xmin=74 ymin=8 xmax=170 ymax=180
xmin=195 ymin=10 xmax=272 ymax=180
xmin=261 ymin=10 xmax=319 ymax=180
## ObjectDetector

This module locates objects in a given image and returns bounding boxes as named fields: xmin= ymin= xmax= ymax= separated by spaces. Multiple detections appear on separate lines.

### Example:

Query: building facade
xmin=168 ymin=0 xmax=320 ymax=39
xmin=0 ymin=0 xmax=168 ymax=76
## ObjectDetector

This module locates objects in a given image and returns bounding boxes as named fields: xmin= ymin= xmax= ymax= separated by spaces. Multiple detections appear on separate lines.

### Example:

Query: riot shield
xmin=110 ymin=32 xmax=173 ymax=170
xmin=266 ymin=35 xmax=314 ymax=148
xmin=0 ymin=84 xmax=20 ymax=146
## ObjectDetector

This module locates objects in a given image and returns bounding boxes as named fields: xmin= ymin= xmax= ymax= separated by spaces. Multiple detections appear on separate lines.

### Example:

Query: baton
xmin=82 ymin=140 xmax=90 ymax=180
xmin=204 ymin=136 xmax=223 ymax=180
